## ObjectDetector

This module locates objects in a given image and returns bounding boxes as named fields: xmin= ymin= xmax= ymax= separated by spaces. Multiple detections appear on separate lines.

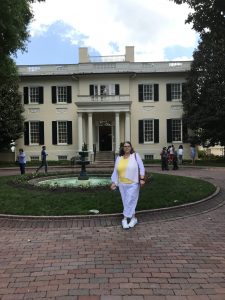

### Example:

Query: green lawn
xmin=0 ymin=173 xmax=216 ymax=216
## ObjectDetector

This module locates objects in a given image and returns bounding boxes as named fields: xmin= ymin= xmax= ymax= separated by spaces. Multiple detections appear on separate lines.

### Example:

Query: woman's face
xmin=123 ymin=143 xmax=131 ymax=154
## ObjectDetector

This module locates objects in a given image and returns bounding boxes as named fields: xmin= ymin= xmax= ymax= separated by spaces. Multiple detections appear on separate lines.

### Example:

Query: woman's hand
xmin=110 ymin=183 xmax=117 ymax=191
xmin=140 ymin=179 xmax=145 ymax=187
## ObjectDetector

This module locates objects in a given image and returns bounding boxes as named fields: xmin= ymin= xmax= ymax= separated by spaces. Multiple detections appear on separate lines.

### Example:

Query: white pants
xmin=119 ymin=183 xmax=140 ymax=218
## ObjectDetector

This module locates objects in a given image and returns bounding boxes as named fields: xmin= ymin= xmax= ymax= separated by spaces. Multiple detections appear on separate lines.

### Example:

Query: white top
xmin=111 ymin=153 xmax=145 ymax=185
xmin=178 ymin=148 xmax=183 ymax=155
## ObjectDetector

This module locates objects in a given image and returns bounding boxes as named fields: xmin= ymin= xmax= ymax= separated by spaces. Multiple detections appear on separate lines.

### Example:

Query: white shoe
xmin=129 ymin=217 xmax=138 ymax=228
xmin=122 ymin=219 xmax=129 ymax=229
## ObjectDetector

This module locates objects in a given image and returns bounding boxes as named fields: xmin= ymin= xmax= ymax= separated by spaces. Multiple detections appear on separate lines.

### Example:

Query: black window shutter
xmin=138 ymin=85 xmax=143 ymax=102
xmin=67 ymin=86 xmax=72 ymax=103
xmin=115 ymin=84 xmax=120 ymax=95
xmin=52 ymin=86 xmax=57 ymax=103
xmin=90 ymin=85 xmax=94 ymax=96
xmin=24 ymin=87 xmax=28 ymax=104
xmin=24 ymin=122 xmax=29 ymax=145
xmin=182 ymin=120 xmax=188 ymax=143
xmin=39 ymin=121 xmax=44 ymax=145
xmin=182 ymin=82 xmax=186 ymax=101
xmin=166 ymin=84 xmax=172 ymax=101
xmin=154 ymin=119 xmax=159 ymax=143
xmin=39 ymin=87 xmax=44 ymax=104
xmin=138 ymin=120 xmax=144 ymax=143
xmin=154 ymin=84 xmax=159 ymax=101
xmin=167 ymin=119 xmax=172 ymax=143
xmin=52 ymin=121 xmax=57 ymax=144
xmin=67 ymin=121 xmax=72 ymax=144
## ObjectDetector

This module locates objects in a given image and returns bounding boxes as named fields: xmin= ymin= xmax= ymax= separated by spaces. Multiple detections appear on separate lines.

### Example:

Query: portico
xmin=76 ymin=110 xmax=131 ymax=154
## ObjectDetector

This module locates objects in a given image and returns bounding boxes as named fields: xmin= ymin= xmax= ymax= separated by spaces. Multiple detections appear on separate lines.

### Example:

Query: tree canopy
xmin=171 ymin=0 xmax=225 ymax=147
xmin=0 ymin=0 xmax=44 ymax=150
xmin=0 ymin=0 xmax=44 ymax=56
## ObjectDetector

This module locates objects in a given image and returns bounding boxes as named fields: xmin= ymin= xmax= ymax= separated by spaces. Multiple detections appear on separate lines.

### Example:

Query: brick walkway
xmin=0 ymin=166 xmax=225 ymax=299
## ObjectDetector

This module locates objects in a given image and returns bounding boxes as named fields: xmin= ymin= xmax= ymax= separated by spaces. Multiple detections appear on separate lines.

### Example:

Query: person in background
xmin=172 ymin=147 xmax=179 ymax=170
xmin=160 ymin=147 xmax=169 ymax=171
xmin=36 ymin=145 xmax=48 ymax=173
xmin=18 ymin=148 xmax=26 ymax=174
xmin=190 ymin=144 xmax=196 ymax=165
xmin=111 ymin=141 xmax=145 ymax=229
xmin=178 ymin=144 xmax=184 ymax=165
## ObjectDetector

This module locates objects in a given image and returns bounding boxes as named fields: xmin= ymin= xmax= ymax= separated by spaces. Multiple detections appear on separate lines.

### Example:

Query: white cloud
xmin=30 ymin=0 xmax=198 ymax=61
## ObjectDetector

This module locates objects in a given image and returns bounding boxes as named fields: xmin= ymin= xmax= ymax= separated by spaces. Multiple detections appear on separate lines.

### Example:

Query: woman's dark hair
xmin=179 ymin=144 xmax=183 ymax=149
xmin=119 ymin=141 xmax=135 ymax=156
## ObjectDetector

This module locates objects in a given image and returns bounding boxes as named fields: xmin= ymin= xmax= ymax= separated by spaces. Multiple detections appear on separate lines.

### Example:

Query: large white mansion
xmin=16 ymin=46 xmax=192 ymax=162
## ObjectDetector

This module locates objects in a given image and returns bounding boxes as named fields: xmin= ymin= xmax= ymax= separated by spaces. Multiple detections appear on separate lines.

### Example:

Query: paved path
xmin=0 ymin=166 xmax=225 ymax=299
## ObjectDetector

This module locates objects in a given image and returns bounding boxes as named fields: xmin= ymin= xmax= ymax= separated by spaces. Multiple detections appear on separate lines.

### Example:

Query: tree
xmin=0 ymin=0 xmax=44 ymax=57
xmin=0 ymin=59 xmax=24 ymax=150
xmin=0 ymin=0 xmax=44 ymax=150
xmin=171 ymin=0 xmax=225 ymax=147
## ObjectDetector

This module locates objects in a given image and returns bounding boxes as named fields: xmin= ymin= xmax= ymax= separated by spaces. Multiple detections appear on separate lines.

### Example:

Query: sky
xmin=14 ymin=0 xmax=199 ymax=66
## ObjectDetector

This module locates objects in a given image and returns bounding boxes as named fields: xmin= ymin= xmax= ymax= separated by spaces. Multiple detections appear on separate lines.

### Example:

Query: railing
xmin=76 ymin=95 xmax=130 ymax=103
xmin=89 ymin=55 xmax=125 ymax=63
xmin=18 ymin=61 xmax=191 ymax=76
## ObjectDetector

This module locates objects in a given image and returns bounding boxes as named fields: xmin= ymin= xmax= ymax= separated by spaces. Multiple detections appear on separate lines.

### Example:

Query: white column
xmin=78 ymin=112 xmax=83 ymax=151
xmin=88 ymin=112 xmax=93 ymax=152
xmin=125 ymin=112 xmax=131 ymax=141
xmin=115 ymin=112 xmax=120 ymax=154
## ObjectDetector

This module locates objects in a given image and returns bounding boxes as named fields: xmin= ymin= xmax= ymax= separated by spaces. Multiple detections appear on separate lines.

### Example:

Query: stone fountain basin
xmin=29 ymin=175 xmax=111 ymax=188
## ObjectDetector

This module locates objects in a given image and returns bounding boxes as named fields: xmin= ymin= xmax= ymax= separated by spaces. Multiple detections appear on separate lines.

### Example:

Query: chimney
xmin=125 ymin=46 xmax=134 ymax=62
xmin=79 ymin=47 xmax=89 ymax=63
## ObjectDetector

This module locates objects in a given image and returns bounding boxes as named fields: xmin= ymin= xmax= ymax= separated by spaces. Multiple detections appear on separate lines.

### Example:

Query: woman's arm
xmin=135 ymin=153 xmax=145 ymax=177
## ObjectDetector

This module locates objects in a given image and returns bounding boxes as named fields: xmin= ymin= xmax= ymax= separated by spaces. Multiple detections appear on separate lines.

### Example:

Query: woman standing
xmin=111 ymin=141 xmax=145 ymax=229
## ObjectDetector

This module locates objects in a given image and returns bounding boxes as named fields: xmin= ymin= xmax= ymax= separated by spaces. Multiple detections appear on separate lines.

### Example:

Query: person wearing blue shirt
xmin=18 ymin=148 xmax=26 ymax=174
xmin=36 ymin=145 xmax=48 ymax=173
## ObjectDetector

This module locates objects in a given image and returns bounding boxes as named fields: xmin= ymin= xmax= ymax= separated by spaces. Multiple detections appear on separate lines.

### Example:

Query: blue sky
xmin=14 ymin=0 xmax=198 ymax=65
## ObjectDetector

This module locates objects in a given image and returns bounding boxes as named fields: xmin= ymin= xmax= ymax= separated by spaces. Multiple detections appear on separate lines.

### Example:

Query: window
xmin=167 ymin=119 xmax=182 ymax=143
xmin=172 ymin=119 xmax=182 ymax=141
xmin=171 ymin=84 xmax=182 ymax=100
xmin=52 ymin=121 xmax=72 ymax=145
xmin=143 ymin=85 xmax=153 ymax=100
xmin=144 ymin=154 xmax=154 ymax=160
xmin=138 ymin=119 xmax=159 ymax=144
xmin=23 ymin=87 xmax=44 ymax=104
xmin=24 ymin=121 xmax=44 ymax=145
xmin=57 ymin=86 xmax=67 ymax=103
xmin=138 ymin=84 xmax=159 ymax=101
xmin=90 ymin=84 xmax=120 ymax=96
xmin=52 ymin=86 xmax=72 ymax=103
xmin=58 ymin=155 xmax=68 ymax=161
xmin=30 ymin=122 xmax=40 ymax=144
xmin=30 ymin=156 xmax=40 ymax=161
xmin=144 ymin=120 xmax=154 ymax=142
xmin=166 ymin=83 xmax=182 ymax=101
xmin=30 ymin=87 xmax=39 ymax=103
xmin=58 ymin=121 xmax=68 ymax=144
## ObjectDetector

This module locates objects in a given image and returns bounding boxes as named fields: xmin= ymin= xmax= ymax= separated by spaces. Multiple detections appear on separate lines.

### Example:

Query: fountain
xmin=32 ymin=144 xmax=111 ymax=189
xmin=76 ymin=147 xmax=90 ymax=180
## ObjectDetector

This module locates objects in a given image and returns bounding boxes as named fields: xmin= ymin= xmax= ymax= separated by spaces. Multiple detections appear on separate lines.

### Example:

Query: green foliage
xmin=0 ymin=61 xmax=24 ymax=150
xmin=0 ymin=0 xmax=45 ymax=56
xmin=171 ymin=0 xmax=225 ymax=147
xmin=0 ymin=0 xmax=44 ymax=150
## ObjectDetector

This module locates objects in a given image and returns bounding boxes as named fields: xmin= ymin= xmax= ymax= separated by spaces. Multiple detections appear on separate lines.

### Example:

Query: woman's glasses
xmin=123 ymin=145 xmax=131 ymax=148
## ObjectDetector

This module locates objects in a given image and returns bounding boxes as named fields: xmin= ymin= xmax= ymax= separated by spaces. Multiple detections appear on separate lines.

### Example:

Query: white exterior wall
xmin=16 ymin=50 xmax=191 ymax=161
xmin=17 ymin=77 xmax=78 ymax=161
